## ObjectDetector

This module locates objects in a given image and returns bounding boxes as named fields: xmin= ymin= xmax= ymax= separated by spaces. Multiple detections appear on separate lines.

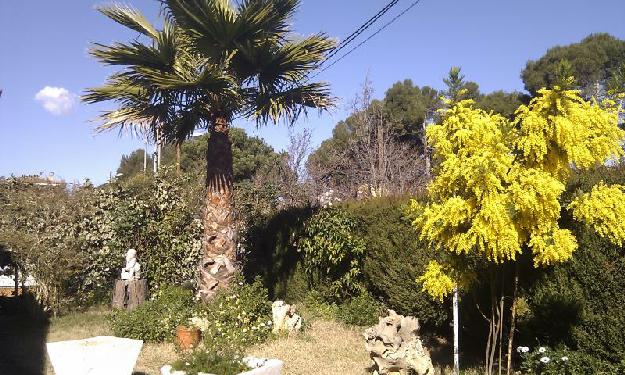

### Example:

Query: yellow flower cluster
xmin=418 ymin=261 xmax=455 ymax=301
xmin=414 ymin=88 xmax=625 ymax=299
xmin=514 ymin=88 xmax=624 ymax=179
xmin=569 ymin=183 xmax=625 ymax=246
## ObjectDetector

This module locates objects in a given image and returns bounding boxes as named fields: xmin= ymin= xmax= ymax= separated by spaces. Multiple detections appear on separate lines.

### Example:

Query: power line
xmin=311 ymin=0 xmax=423 ymax=79
xmin=287 ymin=0 xmax=402 ymax=91
xmin=322 ymin=0 xmax=400 ymax=66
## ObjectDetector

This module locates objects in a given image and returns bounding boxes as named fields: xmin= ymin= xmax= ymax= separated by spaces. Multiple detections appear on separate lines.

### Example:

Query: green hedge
xmin=243 ymin=198 xmax=448 ymax=331
xmin=242 ymin=206 xmax=313 ymax=302
xmin=519 ymin=164 xmax=625 ymax=364
xmin=343 ymin=197 xmax=449 ymax=331
xmin=108 ymin=286 xmax=196 ymax=342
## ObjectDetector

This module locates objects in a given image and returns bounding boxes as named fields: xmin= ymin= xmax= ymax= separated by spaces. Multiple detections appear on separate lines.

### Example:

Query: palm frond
xmin=97 ymin=4 xmax=159 ymax=39
xmin=164 ymin=0 xmax=238 ymax=59
xmin=236 ymin=0 xmax=298 ymax=40
xmin=161 ymin=104 xmax=206 ymax=144
xmin=253 ymin=34 xmax=335 ymax=86
xmin=248 ymin=82 xmax=335 ymax=124
xmin=82 ymin=73 xmax=147 ymax=104
xmin=90 ymin=41 xmax=175 ymax=69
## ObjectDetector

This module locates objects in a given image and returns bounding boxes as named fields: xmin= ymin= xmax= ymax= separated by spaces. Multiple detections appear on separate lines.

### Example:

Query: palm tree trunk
xmin=198 ymin=117 xmax=237 ymax=301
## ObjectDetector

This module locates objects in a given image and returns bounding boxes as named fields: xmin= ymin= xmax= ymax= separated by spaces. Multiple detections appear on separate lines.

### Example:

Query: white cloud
xmin=34 ymin=86 xmax=76 ymax=115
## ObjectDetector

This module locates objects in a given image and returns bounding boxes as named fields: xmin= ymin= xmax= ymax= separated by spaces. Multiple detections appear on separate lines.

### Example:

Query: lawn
xmin=42 ymin=309 xmax=370 ymax=375
xmin=38 ymin=307 xmax=477 ymax=375
xmin=44 ymin=308 xmax=178 ymax=375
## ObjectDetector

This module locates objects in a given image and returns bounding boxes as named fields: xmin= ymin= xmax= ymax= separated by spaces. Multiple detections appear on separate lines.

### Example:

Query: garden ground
xmin=37 ymin=308 xmax=476 ymax=375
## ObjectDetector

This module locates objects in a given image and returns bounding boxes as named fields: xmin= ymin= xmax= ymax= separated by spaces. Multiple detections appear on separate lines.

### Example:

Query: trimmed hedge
xmin=343 ymin=197 xmax=449 ymax=331
xmin=519 ymin=164 xmax=625 ymax=363
xmin=244 ymin=198 xmax=449 ymax=332
xmin=242 ymin=206 xmax=313 ymax=302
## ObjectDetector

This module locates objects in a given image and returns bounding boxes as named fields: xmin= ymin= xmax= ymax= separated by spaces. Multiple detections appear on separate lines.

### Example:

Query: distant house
xmin=0 ymin=274 xmax=36 ymax=297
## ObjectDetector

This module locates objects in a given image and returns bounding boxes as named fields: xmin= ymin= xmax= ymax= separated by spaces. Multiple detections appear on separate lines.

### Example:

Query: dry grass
xmin=45 ymin=308 xmax=177 ymax=375
xmin=249 ymin=320 xmax=371 ymax=375
xmin=41 ymin=309 xmax=482 ymax=375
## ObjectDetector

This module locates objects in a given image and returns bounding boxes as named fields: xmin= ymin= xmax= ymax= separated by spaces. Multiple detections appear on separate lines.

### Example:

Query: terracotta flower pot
xmin=175 ymin=326 xmax=201 ymax=349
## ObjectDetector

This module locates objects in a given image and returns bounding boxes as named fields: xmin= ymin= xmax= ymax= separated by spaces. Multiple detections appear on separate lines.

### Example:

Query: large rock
xmin=47 ymin=336 xmax=143 ymax=375
xmin=364 ymin=310 xmax=434 ymax=375
xmin=271 ymin=301 xmax=302 ymax=334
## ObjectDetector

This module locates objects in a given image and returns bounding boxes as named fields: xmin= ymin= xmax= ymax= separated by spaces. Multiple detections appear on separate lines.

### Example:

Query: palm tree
xmin=84 ymin=0 xmax=336 ymax=300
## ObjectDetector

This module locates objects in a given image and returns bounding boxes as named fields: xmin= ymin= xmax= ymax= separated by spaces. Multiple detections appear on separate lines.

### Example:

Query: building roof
xmin=0 ymin=275 xmax=36 ymax=287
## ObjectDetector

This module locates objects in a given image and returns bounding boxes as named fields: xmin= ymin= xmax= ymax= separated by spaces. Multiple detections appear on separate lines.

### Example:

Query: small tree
xmin=411 ymin=86 xmax=625 ymax=374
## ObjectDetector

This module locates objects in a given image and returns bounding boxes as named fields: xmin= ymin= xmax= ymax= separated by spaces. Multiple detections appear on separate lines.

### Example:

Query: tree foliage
xmin=412 ymin=87 xmax=624 ymax=298
xmin=522 ymin=33 xmax=625 ymax=98
xmin=297 ymin=208 xmax=366 ymax=299
xmin=117 ymin=128 xmax=281 ymax=183
xmin=0 ymin=170 xmax=204 ymax=311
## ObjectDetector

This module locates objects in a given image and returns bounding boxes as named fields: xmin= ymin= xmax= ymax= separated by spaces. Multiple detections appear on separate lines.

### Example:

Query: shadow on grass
xmin=0 ymin=294 xmax=49 ymax=375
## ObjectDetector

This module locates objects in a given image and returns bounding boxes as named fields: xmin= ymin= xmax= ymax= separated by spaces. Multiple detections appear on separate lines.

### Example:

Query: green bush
xmin=172 ymin=351 xmax=248 ymax=375
xmin=300 ymin=289 xmax=340 ymax=321
xmin=108 ymin=286 xmax=196 ymax=342
xmin=243 ymin=207 xmax=313 ymax=302
xmin=244 ymin=198 xmax=448 ymax=331
xmin=298 ymin=207 xmax=366 ymax=299
xmin=520 ymin=164 xmax=625 ymax=364
xmin=518 ymin=345 xmax=623 ymax=375
xmin=192 ymin=277 xmax=273 ymax=353
xmin=335 ymin=291 xmax=384 ymax=326
xmin=343 ymin=197 xmax=449 ymax=331
xmin=300 ymin=289 xmax=383 ymax=327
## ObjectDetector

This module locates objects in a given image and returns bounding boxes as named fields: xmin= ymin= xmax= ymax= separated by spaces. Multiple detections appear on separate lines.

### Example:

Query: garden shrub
xmin=335 ymin=291 xmax=384 ymax=326
xmin=191 ymin=277 xmax=273 ymax=353
xmin=343 ymin=197 xmax=449 ymax=331
xmin=522 ymin=226 xmax=625 ymax=364
xmin=518 ymin=345 xmax=624 ymax=375
xmin=172 ymin=351 xmax=248 ymax=375
xmin=300 ymin=289 xmax=382 ymax=327
xmin=244 ymin=198 xmax=448 ymax=331
xmin=300 ymin=289 xmax=340 ymax=321
xmin=109 ymin=286 xmax=196 ymax=342
xmin=298 ymin=207 xmax=366 ymax=299
xmin=242 ymin=206 xmax=313 ymax=301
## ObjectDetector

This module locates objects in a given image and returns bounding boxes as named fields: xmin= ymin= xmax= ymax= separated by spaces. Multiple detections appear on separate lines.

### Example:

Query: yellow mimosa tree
xmin=410 ymin=87 xmax=625 ymax=374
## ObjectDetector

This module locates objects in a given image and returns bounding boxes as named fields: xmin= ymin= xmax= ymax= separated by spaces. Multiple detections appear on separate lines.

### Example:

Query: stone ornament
xmin=364 ymin=310 xmax=434 ymax=375
xmin=271 ymin=301 xmax=302 ymax=334
xmin=47 ymin=336 xmax=143 ymax=375
xmin=121 ymin=248 xmax=141 ymax=280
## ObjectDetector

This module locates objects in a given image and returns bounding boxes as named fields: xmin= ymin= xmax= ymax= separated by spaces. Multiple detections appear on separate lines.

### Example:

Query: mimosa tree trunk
xmin=198 ymin=117 xmax=237 ymax=301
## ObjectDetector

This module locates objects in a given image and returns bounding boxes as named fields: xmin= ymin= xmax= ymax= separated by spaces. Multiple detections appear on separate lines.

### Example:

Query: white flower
xmin=540 ymin=356 xmax=550 ymax=364
xmin=539 ymin=347 xmax=546 ymax=353
xmin=522 ymin=347 xmax=530 ymax=353
xmin=517 ymin=346 xmax=530 ymax=353
xmin=561 ymin=356 xmax=569 ymax=362
xmin=517 ymin=346 xmax=523 ymax=353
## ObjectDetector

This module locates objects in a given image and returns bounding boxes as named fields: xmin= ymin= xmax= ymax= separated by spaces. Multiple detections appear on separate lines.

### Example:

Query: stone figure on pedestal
xmin=121 ymin=249 xmax=141 ymax=280
xmin=112 ymin=248 xmax=147 ymax=310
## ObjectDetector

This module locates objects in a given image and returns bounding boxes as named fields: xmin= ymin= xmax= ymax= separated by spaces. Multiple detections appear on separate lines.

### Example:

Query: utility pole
xmin=143 ymin=137 xmax=148 ymax=173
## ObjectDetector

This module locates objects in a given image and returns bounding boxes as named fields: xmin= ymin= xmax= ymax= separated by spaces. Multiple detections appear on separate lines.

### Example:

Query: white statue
xmin=121 ymin=249 xmax=141 ymax=280
xmin=271 ymin=300 xmax=302 ymax=334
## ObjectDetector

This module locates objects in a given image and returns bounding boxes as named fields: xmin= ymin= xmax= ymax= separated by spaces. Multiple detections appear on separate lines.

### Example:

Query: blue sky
xmin=1 ymin=0 xmax=624 ymax=184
